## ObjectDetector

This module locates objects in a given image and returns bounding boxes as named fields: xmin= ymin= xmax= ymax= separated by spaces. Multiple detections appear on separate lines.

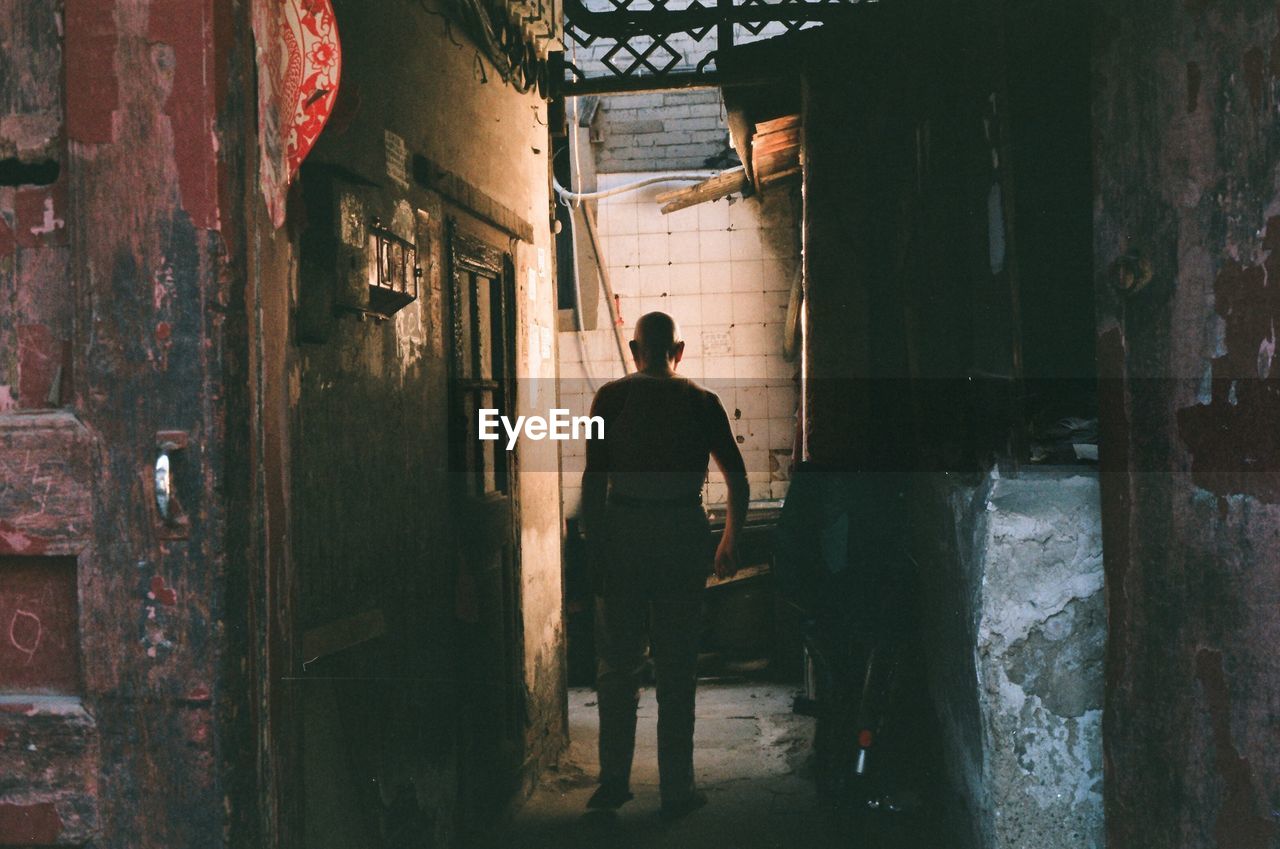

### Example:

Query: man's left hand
xmin=714 ymin=537 xmax=739 ymax=580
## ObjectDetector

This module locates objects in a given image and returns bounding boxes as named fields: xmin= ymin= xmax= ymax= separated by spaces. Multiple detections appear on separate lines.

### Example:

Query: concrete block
xmin=668 ymin=90 xmax=722 ymax=106
xmin=978 ymin=472 xmax=1104 ymax=849
xmin=657 ymin=105 xmax=697 ymax=119
xmin=604 ymin=106 xmax=645 ymax=121
xmin=686 ymin=101 xmax=725 ymax=117
xmin=679 ymin=157 xmax=717 ymax=170
xmin=654 ymin=131 xmax=695 ymax=146
xmin=689 ymin=129 xmax=729 ymax=145
xmin=920 ymin=469 xmax=1104 ymax=849
xmin=605 ymin=93 xmax=664 ymax=109
xmin=611 ymin=134 xmax=660 ymax=148
xmin=667 ymin=116 xmax=725 ymax=132
xmin=660 ymin=147 xmax=716 ymax=164
xmin=608 ymin=119 xmax=666 ymax=134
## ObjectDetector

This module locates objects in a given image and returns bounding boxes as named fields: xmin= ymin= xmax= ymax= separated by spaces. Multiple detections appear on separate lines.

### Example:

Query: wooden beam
xmin=302 ymin=609 xmax=387 ymax=664
xmin=726 ymin=109 xmax=756 ymax=185
xmin=705 ymin=562 xmax=770 ymax=589
xmin=758 ymin=165 xmax=802 ymax=188
xmin=752 ymin=128 xmax=801 ymax=155
xmin=657 ymin=167 xmax=750 ymax=213
xmin=580 ymin=204 xmax=632 ymax=371
xmin=754 ymin=114 xmax=800 ymax=135
xmin=748 ymin=114 xmax=802 ymax=191
xmin=754 ymin=150 xmax=800 ymax=179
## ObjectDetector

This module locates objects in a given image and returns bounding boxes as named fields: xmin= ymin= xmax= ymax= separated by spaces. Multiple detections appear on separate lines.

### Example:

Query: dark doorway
xmin=1004 ymin=0 xmax=1096 ymax=428
xmin=449 ymin=226 xmax=527 ymax=834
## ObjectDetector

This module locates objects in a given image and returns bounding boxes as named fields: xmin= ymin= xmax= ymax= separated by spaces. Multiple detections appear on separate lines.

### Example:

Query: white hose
xmin=552 ymin=172 xmax=719 ymax=204
xmin=564 ymin=104 xmax=588 ymax=332
xmin=555 ymin=172 xmax=718 ymax=335
xmin=564 ymin=200 xmax=587 ymax=332
xmin=555 ymin=159 xmax=720 ymax=371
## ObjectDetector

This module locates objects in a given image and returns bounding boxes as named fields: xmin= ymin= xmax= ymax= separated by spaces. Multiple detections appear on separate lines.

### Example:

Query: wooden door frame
xmin=447 ymin=218 xmax=527 ymax=779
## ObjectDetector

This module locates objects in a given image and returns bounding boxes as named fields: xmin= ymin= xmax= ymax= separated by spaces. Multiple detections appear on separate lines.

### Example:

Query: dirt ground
xmin=490 ymin=682 xmax=944 ymax=849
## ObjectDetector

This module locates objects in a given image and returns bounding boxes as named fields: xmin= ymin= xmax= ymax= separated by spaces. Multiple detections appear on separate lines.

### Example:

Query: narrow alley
xmin=500 ymin=685 xmax=830 ymax=849
xmin=2 ymin=1 xmax=1278 ymax=848
xmin=496 ymin=683 xmax=944 ymax=849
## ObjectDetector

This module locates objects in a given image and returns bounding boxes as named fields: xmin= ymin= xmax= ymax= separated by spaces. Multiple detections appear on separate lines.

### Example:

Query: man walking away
xmin=580 ymin=311 xmax=749 ymax=819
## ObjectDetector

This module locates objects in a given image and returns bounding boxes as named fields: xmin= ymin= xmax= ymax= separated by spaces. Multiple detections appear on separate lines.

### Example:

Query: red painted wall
xmin=1 ymin=0 xmax=253 ymax=846
xmin=1094 ymin=2 xmax=1280 ymax=845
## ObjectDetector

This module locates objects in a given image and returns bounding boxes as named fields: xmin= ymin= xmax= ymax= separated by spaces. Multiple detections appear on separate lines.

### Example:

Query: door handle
xmin=152 ymin=430 xmax=190 ymax=538
xmin=155 ymin=449 xmax=172 ymax=520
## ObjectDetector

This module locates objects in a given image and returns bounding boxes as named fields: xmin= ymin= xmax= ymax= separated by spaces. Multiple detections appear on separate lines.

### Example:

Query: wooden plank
xmin=753 ymin=140 xmax=800 ymax=160
xmin=750 ymin=120 xmax=801 ymax=191
xmin=302 ymin=608 xmax=387 ymax=664
xmin=726 ymin=108 xmax=757 ymax=185
xmin=753 ymin=151 xmax=800 ymax=177
xmin=654 ymin=167 xmax=746 ymax=202
xmin=753 ymin=151 xmax=800 ymax=180
xmin=581 ymin=204 xmax=633 ymax=370
xmin=0 ymin=557 xmax=79 ymax=693
xmin=704 ymin=562 xmax=771 ymax=590
xmin=754 ymin=145 xmax=799 ymax=166
xmin=658 ymin=167 xmax=750 ymax=214
xmin=754 ymin=114 xmax=800 ymax=135
xmin=758 ymin=166 xmax=802 ymax=188
xmin=752 ymin=128 xmax=801 ymax=155
xmin=0 ymin=412 xmax=95 ymax=557
xmin=754 ymin=138 xmax=800 ymax=157
xmin=753 ymin=123 xmax=801 ymax=142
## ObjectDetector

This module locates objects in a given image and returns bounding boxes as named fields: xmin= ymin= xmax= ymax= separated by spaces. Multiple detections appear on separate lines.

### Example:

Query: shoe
xmin=587 ymin=783 xmax=634 ymax=810
xmin=660 ymin=789 xmax=708 ymax=820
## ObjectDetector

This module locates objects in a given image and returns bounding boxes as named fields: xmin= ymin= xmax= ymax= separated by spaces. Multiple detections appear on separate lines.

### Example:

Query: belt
xmin=608 ymin=492 xmax=703 ymax=508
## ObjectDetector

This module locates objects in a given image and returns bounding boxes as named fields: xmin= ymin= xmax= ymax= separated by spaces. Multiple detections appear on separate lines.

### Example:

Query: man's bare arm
xmin=581 ymin=391 xmax=611 ymax=592
xmin=708 ymin=396 xmax=748 ymax=579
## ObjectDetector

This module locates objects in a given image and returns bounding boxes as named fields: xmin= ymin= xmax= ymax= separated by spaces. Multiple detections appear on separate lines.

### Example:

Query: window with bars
xmin=451 ymin=230 xmax=514 ymax=497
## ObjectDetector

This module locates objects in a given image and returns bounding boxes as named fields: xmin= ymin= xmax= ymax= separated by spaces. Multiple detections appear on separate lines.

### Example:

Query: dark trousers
xmin=594 ymin=501 xmax=708 ymax=803
xmin=595 ymin=595 xmax=702 ymax=802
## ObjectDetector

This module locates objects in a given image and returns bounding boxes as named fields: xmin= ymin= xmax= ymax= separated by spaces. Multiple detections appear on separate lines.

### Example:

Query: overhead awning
xmin=555 ymin=0 xmax=882 ymax=95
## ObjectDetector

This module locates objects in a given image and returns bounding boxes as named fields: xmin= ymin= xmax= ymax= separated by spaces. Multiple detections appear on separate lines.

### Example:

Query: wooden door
xmin=448 ymin=226 xmax=525 ymax=831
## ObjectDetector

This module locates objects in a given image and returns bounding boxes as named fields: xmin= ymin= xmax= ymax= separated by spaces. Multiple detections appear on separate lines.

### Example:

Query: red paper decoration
xmin=254 ymin=0 xmax=342 ymax=226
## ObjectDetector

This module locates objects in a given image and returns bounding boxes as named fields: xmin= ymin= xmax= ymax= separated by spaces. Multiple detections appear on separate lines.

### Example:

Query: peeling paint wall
xmin=0 ymin=0 xmax=70 ymax=415
xmin=3 ymin=2 xmax=563 ymax=847
xmin=796 ymin=5 xmax=1105 ymax=845
xmin=248 ymin=1 xmax=566 ymax=846
xmin=1094 ymin=2 xmax=1280 ymax=845
xmin=917 ymin=470 xmax=1104 ymax=849
xmin=1 ymin=0 xmax=246 ymax=846
xmin=914 ymin=475 xmax=990 ymax=849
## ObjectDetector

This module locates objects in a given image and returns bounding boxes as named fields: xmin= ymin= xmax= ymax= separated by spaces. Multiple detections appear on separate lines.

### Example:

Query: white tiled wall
xmin=559 ymin=172 xmax=801 ymax=515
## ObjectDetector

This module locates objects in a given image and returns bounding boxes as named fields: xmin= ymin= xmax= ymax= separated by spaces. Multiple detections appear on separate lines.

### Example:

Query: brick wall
xmin=567 ymin=23 xmax=732 ymax=173
xmin=592 ymin=90 xmax=731 ymax=173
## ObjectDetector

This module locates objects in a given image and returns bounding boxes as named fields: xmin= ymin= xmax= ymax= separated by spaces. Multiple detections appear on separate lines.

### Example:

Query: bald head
xmin=631 ymin=311 xmax=684 ymax=372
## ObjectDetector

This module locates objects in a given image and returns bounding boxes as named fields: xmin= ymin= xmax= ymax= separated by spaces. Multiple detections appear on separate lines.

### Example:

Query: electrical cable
xmin=552 ymin=172 xmax=719 ymax=204
xmin=558 ymin=128 xmax=588 ymax=335
xmin=563 ymin=103 xmax=598 ymax=389
xmin=424 ymin=0 xmax=540 ymax=93
xmin=557 ymin=127 xmax=722 ymax=375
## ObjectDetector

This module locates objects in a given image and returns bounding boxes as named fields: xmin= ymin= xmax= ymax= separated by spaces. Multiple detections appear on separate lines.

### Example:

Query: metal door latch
xmin=153 ymin=431 xmax=190 ymax=538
